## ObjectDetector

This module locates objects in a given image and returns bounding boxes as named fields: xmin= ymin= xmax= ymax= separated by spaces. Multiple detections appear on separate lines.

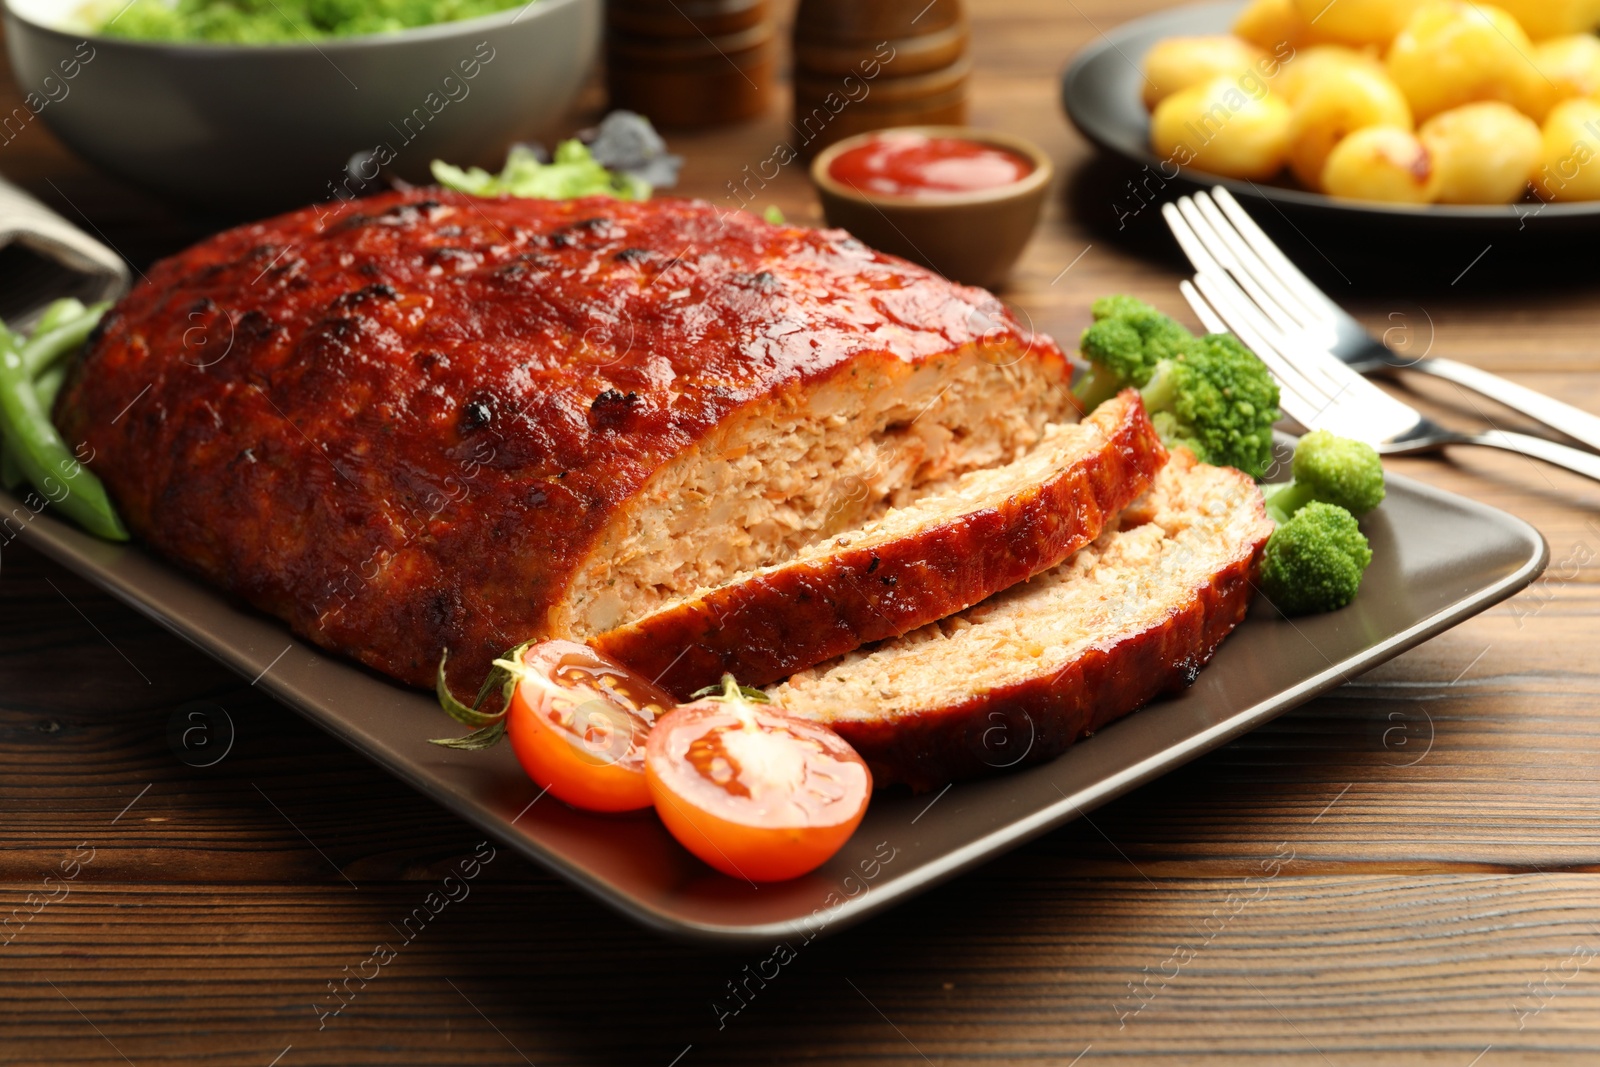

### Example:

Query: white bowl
xmin=3 ymin=0 xmax=601 ymax=213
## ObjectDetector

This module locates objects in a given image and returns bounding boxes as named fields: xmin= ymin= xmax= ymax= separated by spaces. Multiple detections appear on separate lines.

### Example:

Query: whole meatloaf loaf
xmin=56 ymin=189 xmax=1080 ymax=692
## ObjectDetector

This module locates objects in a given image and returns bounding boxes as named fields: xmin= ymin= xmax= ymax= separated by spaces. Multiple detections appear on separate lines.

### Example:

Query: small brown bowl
xmin=810 ymin=126 xmax=1053 ymax=289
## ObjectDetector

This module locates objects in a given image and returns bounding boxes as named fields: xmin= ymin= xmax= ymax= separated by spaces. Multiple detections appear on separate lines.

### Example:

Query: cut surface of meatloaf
xmin=590 ymin=391 xmax=1167 ymax=699
xmin=55 ymin=189 xmax=1078 ymax=692
xmin=768 ymin=450 xmax=1274 ymax=790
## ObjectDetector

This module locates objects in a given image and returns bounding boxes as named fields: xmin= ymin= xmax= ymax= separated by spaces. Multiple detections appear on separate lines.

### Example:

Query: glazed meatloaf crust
xmin=56 ymin=189 xmax=1078 ymax=692
xmin=593 ymin=391 xmax=1166 ymax=698
xmin=770 ymin=450 xmax=1274 ymax=790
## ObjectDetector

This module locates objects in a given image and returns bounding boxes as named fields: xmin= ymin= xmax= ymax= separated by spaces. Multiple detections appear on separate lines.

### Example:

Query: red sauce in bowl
xmin=828 ymin=132 xmax=1035 ymax=199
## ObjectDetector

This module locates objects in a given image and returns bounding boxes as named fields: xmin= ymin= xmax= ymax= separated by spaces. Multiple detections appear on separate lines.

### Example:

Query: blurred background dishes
xmin=605 ymin=0 xmax=767 ymax=37
xmin=1061 ymin=0 xmax=1600 ymax=253
xmin=2 ymin=0 xmax=601 ymax=215
xmin=791 ymin=0 xmax=969 ymax=157
xmin=605 ymin=0 xmax=774 ymax=128
xmin=810 ymin=126 xmax=1052 ymax=289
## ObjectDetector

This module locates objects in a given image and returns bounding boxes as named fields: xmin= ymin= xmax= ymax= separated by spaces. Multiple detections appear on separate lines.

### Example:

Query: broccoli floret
xmin=1089 ymin=294 xmax=1153 ymax=321
xmin=1139 ymin=332 xmax=1280 ymax=480
xmin=1073 ymin=297 xmax=1280 ymax=478
xmin=1074 ymin=296 xmax=1195 ymax=409
xmin=1261 ymin=430 xmax=1387 ymax=525
xmin=1259 ymin=501 xmax=1372 ymax=615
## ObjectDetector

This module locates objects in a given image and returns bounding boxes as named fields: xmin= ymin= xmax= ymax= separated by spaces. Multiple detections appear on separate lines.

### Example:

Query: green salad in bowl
xmin=84 ymin=0 xmax=528 ymax=42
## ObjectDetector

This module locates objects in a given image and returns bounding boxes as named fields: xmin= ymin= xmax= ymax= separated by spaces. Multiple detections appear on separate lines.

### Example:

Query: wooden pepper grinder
xmin=791 ymin=0 xmax=970 ymax=157
xmin=606 ymin=0 xmax=777 ymax=128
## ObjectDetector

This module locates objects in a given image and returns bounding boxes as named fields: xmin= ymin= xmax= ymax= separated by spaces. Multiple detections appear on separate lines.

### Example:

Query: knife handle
xmin=1410 ymin=357 xmax=1600 ymax=456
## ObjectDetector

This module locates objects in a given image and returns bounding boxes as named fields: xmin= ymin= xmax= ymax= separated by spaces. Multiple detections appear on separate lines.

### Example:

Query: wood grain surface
xmin=5 ymin=0 xmax=1600 ymax=1063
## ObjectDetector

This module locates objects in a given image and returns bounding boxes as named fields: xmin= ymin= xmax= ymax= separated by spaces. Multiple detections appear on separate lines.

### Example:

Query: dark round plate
xmin=1060 ymin=0 xmax=1600 ymax=240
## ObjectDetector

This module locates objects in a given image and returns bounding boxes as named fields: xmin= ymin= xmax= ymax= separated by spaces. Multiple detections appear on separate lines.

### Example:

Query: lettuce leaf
xmin=431 ymin=141 xmax=651 ymax=202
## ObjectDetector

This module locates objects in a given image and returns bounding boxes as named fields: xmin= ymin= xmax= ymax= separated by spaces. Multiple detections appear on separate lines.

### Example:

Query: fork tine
xmin=1177 ymin=187 xmax=1428 ymax=445
xmin=1171 ymin=202 xmax=1331 ymax=419
xmin=1166 ymin=200 xmax=1302 ymax=346
xmin=1164 ymin=199 xmax=1368 ymax=428
xmin=1178 ymin=279 xmax=1227 ymax=334
xmin=1200 ymin=267 xmax=1426 ymax=441
xmin=1191 ymin=270 xmax=1335 ymax=427
xmin=1191 ymin=192 xmax=1329 ymax=339
xmin=1210 ymin=187 xmax=1345 ymax=323
xmin=1176 ymin=196 xmax=1311 ymax=342
xmin=1160 ymin=201 xmax=1228 ymax=278
xmin=1192 ymin=274 xmax=1411 ymax=443
xmin=1200 ymin=268 xmax=1358 ymax=409
xmin=1178 ymin=280 xmax=1316 ymax=426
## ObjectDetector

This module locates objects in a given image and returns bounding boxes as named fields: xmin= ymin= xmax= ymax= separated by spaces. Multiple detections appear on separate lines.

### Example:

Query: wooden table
xmin=6 ymin=1 xmax=1600 ymax=1063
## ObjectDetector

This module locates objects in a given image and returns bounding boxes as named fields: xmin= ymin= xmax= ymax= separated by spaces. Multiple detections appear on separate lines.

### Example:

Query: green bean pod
xmin=1 ymin=320 xmax=72 ymax=494
xmin=0 ymin=334 xmax=127 ymax=541
xmin=34 ymin=362 xmax=67 ymax=411
xmin=32 ymin=298 xmax=85 ymax=336
xmin=22 ymin=300 xmax=111 ymax=379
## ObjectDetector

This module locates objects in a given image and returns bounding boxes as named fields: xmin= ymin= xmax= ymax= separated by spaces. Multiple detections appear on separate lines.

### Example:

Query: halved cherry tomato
xmin=505 ymin=640 xmax=676 ymax=813
xmin=645 ymin=680 xmax=871 ymax=882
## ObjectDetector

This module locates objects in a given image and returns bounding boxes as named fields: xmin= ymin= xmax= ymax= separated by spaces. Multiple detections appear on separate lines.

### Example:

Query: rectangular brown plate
xmin=2 ymin=461 xmax=1547 ymax=945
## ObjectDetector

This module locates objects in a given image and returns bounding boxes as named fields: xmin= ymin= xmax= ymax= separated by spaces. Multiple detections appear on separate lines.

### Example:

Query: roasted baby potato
xmin=1491 ymin=0 xmax=1600 ymax=39
xmin=1532 ymin=98 xmax=1600 ymax=201
xmin=1521 ymin=35 xmax=1600 ymax=122
xmin=1141 ymin=0 xmax=1600 ymax=201
xmin=1142 ymin=35 xmax=1271 ymax=108
xmin=1233 ymin=0 xmax=1329 ymax=50
xmin=1274 ymin=45 xmax=1385 ymax=104
xmin=1385 ymin=2 xmax=1538 ymax=122
xmin=1290 ymin=0 xmax=1426 ymax=47
xmin=1287 ymin=63 xmax=1413 ymax=189
xmin=1320 ymin=126 xmax=1438 ymax=203
xmin=1419 ymin=102 xmax=1541 ymax=202
xmin=1151 ymin=74 xmax=1293 ymax=180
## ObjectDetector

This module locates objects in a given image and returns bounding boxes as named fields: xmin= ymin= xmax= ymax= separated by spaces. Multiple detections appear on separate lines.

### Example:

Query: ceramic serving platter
xmin=3 ymin=456 xmax=1547 ymax=945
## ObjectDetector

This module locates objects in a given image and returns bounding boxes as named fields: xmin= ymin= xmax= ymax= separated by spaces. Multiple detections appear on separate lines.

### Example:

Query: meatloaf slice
xmin=768 ymin=450 xmax=1274 ymax=790
xmin=55 ymin=190 xmax=1078 ymax=693
xmin=589 ymin=391 xmax=1166 ymax=698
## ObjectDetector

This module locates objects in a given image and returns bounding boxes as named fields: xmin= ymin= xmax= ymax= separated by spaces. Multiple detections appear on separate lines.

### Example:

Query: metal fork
xmin=1161 ymin=190 xmax=1600 ymax=482
xmin=1168 ymin=187 xmax=1600 ymax=453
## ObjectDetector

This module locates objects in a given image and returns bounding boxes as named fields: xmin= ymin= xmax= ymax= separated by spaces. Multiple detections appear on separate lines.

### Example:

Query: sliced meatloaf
xmin=769 ymin=450 xmax=1274 ymax=790
xmin=55 ymin=190 xmax=1078 ymax=693
xmin=590 ymin=391 xmax=1166 ymax=698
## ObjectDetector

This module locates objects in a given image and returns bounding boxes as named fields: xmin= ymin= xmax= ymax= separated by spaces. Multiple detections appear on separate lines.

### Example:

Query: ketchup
xmin=828 ymin=132 xmax=1034 ymax=199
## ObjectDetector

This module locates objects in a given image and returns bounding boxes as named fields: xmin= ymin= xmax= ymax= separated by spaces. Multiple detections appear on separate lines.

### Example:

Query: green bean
xmin=0 ymin=329 xmax=127 ymax=540
xmin=0 ymin=319 xmax=69 ymax=492
xmin=34 ymin=363 xmax=67 ymax=411
xmin=32 ymin=297 xmax=85 ymax=335
xmin=19 ymin=299 xmax=86 ymax=380
xmin=22 ymin=301 xmax=110 ymax=379
xmin=3 ymin=365 xmax=70 ymax=494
